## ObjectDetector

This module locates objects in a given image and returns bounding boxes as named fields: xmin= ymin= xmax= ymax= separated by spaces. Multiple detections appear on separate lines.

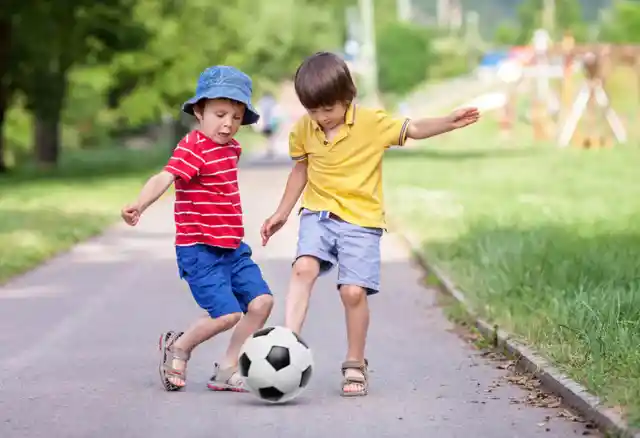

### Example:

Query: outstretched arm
xmin=407 ymin=107 xmax=480 ymax=140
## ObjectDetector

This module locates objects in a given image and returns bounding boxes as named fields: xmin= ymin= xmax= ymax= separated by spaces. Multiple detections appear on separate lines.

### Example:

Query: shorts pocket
xmin=176 ymin=247 xmax=201 ymax=280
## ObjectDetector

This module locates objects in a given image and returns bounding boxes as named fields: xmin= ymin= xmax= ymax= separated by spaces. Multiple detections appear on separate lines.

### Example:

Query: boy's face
xmin=194 ymin=98 xmax=245 ymax=144
xmin=307 ymin=102 xmax=348 ymax=131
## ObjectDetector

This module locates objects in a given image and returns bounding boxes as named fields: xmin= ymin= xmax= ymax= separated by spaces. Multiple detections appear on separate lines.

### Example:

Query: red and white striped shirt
xmin=164 ymin=130 xmax=243 ymax=249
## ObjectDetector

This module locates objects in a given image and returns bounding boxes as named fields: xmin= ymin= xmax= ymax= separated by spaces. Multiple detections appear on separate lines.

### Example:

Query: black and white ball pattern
xmin=238 ymin=326 xmax=313 ymax=403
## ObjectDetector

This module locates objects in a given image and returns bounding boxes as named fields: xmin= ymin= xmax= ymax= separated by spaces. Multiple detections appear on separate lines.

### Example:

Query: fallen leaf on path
xmin=557 ymin=409 xmax=585 ymax=423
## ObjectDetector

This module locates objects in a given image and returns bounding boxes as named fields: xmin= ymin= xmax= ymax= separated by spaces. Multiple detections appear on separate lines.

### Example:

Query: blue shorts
xmin=176 ymin=242 xmax=271 ymax=318
xmin=296 ymin=209 xmax=383 ymax=295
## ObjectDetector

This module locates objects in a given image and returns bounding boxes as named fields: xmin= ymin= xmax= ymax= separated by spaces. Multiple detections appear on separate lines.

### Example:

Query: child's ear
xmin=193 ymin=103 xmax=204 ymax=122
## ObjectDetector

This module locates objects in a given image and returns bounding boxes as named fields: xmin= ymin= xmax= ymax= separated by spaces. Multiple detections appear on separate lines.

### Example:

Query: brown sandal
xmin=341 ymin=359 xmax=369 ymax=397
xmin=158 ymin=331 xmax=190 ymax=391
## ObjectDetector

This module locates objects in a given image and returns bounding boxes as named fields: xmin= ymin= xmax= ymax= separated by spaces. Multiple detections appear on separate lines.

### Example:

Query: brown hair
xmin=294 ymin=52 xmax=357 ymax=109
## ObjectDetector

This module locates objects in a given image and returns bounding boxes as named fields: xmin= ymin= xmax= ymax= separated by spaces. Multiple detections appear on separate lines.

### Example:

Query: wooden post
xmin=531 ymin=29 xmax=552 ymax=142
xmin=599 ymin=48 xmax=613 ymax=148
xmin=555 ymin=43 xmax=632 ymax=148
xmin=582 ymin=52 xmax=600 ymax=148
xmin=500 ymin=83 xmax=517 ymax=142
xmin=559 ymin=33 xmax=575 ymax=143
xmin=635 ymin=54 xmax=640 ymax=138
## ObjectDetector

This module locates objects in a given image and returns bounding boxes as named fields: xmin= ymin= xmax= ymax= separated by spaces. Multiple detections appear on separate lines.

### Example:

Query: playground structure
xmin=498 ymin=30 xmax=640 ymax=148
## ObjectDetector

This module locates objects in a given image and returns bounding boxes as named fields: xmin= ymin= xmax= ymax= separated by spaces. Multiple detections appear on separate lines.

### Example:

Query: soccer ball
xmin=238 ymin=326 xmax=313 ymax=403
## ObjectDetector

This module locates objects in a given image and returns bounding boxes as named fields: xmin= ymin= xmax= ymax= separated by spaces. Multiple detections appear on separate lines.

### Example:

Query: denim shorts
xmin=295 ymin=209 xmax=383 ymax=295
xmin=176 ymin=242 xmax=271 ymax=318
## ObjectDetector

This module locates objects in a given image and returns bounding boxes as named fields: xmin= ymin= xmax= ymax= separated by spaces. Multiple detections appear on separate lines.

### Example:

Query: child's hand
xmin=448 ymin=107 xmax=480 ymax=129
xmin=121 ymin=203 xmax=142 ymax=226
xmin=261 ymin=212 xmax=287 ymax=246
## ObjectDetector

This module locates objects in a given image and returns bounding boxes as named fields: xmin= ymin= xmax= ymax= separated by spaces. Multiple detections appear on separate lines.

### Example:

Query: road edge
xmin=394 ymin=228 xmax=640 ymax=438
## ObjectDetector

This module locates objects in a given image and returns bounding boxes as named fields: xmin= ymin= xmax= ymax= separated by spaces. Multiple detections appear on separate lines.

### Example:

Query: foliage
xmin=490 ymin=0 xmax=587 ymax=45
xmin=109 ymin=0 xmax=342 ymax=129
xmin=376 ymin=22 xmax=433 ymax=95
xmin=429 ymin=36 xmax=478 ymax=80
xmin=492 ymin=22 xmax=521 ymax=46
xmin=1 ymin=0 xmax=348 ymax=170
xmin=599 ymin=1 xmax=640 ymax=43
xmin=409 ymin=0 xmax=612 ymax=40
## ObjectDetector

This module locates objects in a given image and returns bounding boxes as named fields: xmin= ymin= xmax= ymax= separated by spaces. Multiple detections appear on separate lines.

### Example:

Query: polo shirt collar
xmin=345 ymin=103 xmax=357 ymax=125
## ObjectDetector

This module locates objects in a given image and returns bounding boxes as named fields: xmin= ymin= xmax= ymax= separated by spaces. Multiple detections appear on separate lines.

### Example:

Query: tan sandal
xmin=341 ymin=359 xmax=369 ymax=397
xmin=207 ymin=363 xmax=249 ymax=392
xmin=158 ymin=331 xmax=190 ymax=391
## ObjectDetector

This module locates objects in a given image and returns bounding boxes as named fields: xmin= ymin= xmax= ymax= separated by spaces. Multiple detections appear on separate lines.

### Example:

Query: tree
xmin=0 ymin=1 xmax=32 ymax=172
xmin=600 ymin=1 xmax=640 ymax=43
xmin=2 ymin=0 xmax=353 ymax=169
xmin=16 ymin=0 xmax=148 ymax=167
xmin=107 ymin=0 xmax=343 ymax=131
xmin=0 ymin=14 xmax=12 ymax=172
xmin=493 ymin=21 xmax=520 ymax=46
xmin=376 ymin=22 xmax=433 ymax=95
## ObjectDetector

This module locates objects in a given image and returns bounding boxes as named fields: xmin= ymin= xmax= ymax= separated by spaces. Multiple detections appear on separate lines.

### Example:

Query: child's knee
xmin=216 ymin=312 xmax=243 ymax=329
xmin=292 ymin=256 xmax=321 ymax=282
xmin=339 ymin=284 xmax=367 ymax=307
xmin=247 ymin=294 xmax=274 ymax=318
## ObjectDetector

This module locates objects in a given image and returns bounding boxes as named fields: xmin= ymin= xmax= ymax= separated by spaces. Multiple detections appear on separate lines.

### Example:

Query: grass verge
xmin=384 ymin=120 xmax=640 ymax=427
xmin=0 ymin=146 xmax=169 ymax=284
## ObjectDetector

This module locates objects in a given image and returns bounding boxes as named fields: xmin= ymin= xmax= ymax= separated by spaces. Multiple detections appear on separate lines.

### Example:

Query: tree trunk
xmin=33 ymin=73 xmax=66 ymax=168
xmin=34 ymin=115 xmax=60 ymax=168
xmin=0 ymin=101 xmax=7 ymax=173
xmin=0 ymin=16 xmax=12 ymax=173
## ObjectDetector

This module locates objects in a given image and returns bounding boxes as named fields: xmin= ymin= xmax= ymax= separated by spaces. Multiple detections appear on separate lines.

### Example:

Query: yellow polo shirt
xmin=289 ymin=104 xmax=410 ymax=229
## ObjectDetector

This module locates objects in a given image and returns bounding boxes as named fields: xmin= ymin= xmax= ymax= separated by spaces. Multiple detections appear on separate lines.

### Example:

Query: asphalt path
xmin=0 ymin=163 xmax=593 ymax=438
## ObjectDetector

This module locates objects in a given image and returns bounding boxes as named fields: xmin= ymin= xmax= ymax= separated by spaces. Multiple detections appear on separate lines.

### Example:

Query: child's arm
xmin=407 ymin=107 xmax=480 ymax=140
xmin=135 ymin=171 xmax=176 ymax=212
xmin=122 ymin=132 xmax=204 ymax=226
xmin=121 ymin=171 xmax=175 ymax=226
xmin=261 ymin=160 xmax=308 ymax=245
xmin=275 ymin=160 xmax=308 ymax=216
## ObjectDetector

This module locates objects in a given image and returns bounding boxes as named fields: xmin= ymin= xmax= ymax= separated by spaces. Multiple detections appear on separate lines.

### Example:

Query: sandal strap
xmin=341 ymin=359 xmax=368 ymax=374
xmin=163 ymin=364 xmax=186 ymax=377
xmin=210 ymin=364 xmax=246 ymax=389
xmin=215 ymin=365 xmax=240 ymax=382
xmin=164 ymin=331 xmax=190 ymax=361
xmin=343 ymin=374 xmax=366 ymax=383
xmin=168 ymin=346 xmax=190 ymax=361
xmin=225 ymin=371 xmax=244 ymax=387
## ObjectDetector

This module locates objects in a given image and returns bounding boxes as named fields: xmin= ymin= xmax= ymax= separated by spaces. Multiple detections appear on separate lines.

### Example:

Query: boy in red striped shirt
xmin=121 ymin=66 xmax=274 ymax=392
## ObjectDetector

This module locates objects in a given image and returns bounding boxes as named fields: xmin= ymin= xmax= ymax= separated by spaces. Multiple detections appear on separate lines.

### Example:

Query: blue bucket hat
xmin=182 ymin=66 xmax=260 ymax=125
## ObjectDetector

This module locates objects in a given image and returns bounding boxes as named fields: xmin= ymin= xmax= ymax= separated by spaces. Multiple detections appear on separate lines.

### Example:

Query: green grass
xmin=0 ymin=146 xmax=170 ymax=284
xmin=0 ymin=125 xmax=264 ymax=285
xmin=384 ymin=121 xmax=640 ymax=426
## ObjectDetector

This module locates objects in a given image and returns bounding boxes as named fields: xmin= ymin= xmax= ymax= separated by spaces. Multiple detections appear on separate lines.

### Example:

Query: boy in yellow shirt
xmin=261 ymin=52 xmax=479 ymax=397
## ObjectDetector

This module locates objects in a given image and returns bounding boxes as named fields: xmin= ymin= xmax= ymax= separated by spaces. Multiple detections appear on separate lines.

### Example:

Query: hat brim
xmin=182 ymin=86 xmax=260 ymax=125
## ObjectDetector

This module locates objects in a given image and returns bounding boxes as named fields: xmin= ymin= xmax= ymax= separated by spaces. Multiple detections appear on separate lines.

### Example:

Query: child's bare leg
xmin=335 ymin=222 xmax=381 ymax=396
xmin=168 ymin=313 xmax=241 ymax=386
xmin=220 ymin=294 xmax=274 ymax=368
xmin=285 ymin=256 xmax=321 ymax=334
xmin=339 ymin=284 xmax=370 ymax=394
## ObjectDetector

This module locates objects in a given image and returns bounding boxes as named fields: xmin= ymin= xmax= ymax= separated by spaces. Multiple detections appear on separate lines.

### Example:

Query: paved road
xmin=0 ymin=163 xmax=593 ymax=438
